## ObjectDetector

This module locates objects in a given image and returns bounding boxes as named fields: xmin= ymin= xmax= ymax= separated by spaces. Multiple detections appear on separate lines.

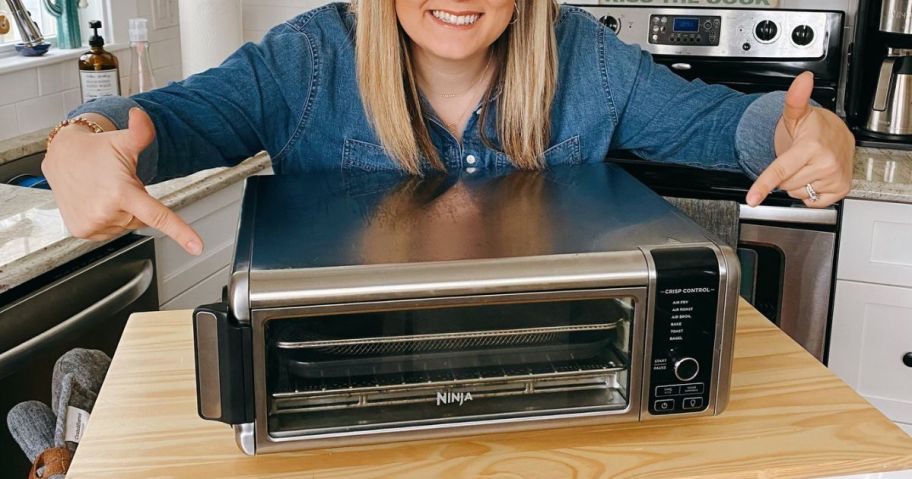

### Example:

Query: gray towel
xmin=664 ymin=197 xmax=740 ymax=249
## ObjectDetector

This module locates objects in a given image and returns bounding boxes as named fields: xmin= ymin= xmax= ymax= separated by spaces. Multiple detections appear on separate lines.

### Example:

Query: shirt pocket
xmin=543 ymin=135 xmax=582 ymax=166
xmin=494 ymin=135 xmax=582 ymax=170
xmin=342 ymin=138 xmax=400 ymax=173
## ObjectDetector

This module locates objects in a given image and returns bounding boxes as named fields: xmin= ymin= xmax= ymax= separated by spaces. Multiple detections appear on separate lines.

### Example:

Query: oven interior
xmin=264 ymin=296 xmax=636 ymax=438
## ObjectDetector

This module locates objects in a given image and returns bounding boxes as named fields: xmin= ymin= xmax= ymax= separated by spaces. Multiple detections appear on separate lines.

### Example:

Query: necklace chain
xmin=419 ymin=55 xmax=494 ymax=135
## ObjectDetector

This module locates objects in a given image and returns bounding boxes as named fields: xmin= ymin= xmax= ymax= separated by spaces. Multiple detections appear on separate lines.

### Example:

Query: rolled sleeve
xmin=734 ymin=91 xmax=783 ymax=180
xmin=735 ymin=91 xmax=821 ymax=180
xmin=69 ymin=96 xmax=160 ymax=183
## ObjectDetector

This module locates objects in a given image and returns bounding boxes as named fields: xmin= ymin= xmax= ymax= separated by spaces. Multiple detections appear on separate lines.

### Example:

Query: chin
xmin=422 ymin=42 xmax=486 ymax=61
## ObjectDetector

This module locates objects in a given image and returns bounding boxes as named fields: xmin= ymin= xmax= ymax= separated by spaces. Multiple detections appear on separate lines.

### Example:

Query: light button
xmin=466 ymin=167 xmax=478 ymax=174
xmin=682 ymin=397 xmax=704 ymax=410
xmin=466 ymin=155 xmax=477 ymax=165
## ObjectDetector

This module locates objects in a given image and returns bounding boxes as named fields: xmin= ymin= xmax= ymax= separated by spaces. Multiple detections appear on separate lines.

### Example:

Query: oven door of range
xmin=738 ymin=206 xmax=839 ymax=362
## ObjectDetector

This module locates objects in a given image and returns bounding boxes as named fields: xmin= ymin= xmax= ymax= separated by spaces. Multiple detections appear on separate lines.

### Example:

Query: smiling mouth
xmin=430 ymin=10 xmax=482 ymax=27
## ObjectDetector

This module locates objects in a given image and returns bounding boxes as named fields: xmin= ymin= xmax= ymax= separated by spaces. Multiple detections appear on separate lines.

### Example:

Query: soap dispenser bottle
xmin=79 ymin=20 xmax=121 ymax=103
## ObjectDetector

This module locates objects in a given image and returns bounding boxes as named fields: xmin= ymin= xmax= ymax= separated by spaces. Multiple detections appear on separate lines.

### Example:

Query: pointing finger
xmin=124 ymin=188 xmax=204 ymax=255
xmin=747 ymin=147 xmax=808 ymax=207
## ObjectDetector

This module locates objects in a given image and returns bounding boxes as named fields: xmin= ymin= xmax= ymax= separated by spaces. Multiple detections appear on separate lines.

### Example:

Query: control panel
xmin=581 ymin=6 xmax=838 ymax=59
xmin=647 ymin=247 xmax=720 ymax=416
xmin=648 ymin=15 xmax=722 ymax=47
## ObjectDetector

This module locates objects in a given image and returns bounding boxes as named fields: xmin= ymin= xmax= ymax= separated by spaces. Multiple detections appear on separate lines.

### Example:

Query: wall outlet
xmin=152 ymin=0 xmax=179 ymax=30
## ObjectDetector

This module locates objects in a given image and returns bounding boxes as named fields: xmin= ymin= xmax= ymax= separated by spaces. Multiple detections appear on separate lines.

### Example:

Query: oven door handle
xmin=739 ymin=205 xmax=837 ymax=225
xmin=0 ymin=259 xmax=154 ymax=377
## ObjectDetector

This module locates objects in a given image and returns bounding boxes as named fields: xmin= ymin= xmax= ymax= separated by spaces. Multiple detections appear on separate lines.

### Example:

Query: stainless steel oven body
xmin=193 ymin=164 xmax=740 ymax=455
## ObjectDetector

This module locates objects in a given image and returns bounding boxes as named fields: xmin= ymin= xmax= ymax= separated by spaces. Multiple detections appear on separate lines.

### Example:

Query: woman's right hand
xmin=42 ymin=108 xmax=204 ymax=256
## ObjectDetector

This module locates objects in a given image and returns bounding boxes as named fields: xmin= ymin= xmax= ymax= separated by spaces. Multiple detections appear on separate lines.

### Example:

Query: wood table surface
xmin=67 ymin=300 xmax=912 ymax=479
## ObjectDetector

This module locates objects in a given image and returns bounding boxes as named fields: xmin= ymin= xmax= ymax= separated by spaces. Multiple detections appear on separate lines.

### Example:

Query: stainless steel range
xmin=192 ymin=164 xmax=740 ymax=454
xmin=574 ymin=2 xmax=853 ymax=362
xmin=575 ymin=1 xmax=851 ymax=110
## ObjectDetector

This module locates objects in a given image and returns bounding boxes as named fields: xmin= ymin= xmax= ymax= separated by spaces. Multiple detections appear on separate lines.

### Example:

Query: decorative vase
xmin=42 ymin=0 xmax=81 ymax=49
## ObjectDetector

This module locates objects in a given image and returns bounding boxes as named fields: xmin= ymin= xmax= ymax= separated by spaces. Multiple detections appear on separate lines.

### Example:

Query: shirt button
xmin=466 ymin=155 xmax=477 ymax=165
xmin=466 ymin=167 xmax=478 ymax=174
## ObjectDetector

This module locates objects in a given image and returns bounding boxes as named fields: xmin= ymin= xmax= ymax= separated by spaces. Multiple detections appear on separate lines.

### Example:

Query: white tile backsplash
xmin=155 ymin=65 xmax=184 ymax=85
xmin=0 ymin=69 xmax=39 ymax=107
xmin=63 ymin=89 xmax=83 ymax=113
xmin=16 ymin=94 xmax=65 ymax=133
xmin=0 ymin=105 xmax=18 ymax=140
xmin=38 ymin=62 xmax=80 ymax=96
xmin=151 ymin=38 xmax=182 ymax=70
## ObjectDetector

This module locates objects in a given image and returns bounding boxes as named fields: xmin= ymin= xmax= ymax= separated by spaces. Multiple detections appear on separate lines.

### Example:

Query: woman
xmin=41 ymin=1 xmax=855 ymax=256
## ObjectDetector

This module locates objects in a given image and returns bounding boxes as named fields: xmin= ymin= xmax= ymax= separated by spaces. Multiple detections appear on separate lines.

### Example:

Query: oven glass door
xmin=264 ymin=293 xmax=638 ymax=439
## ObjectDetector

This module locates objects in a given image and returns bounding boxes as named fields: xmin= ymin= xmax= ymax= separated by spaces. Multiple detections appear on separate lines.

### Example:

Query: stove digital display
xmin=673 ymin=17 xmax=700 ymax=33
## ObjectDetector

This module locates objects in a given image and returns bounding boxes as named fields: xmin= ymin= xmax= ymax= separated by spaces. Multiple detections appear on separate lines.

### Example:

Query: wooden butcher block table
xmin=67 ymin=300 xmax=912 ymax=478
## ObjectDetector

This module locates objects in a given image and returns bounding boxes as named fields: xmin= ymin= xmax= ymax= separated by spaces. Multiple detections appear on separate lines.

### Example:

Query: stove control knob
xmin=674 ymin=357 xmax=700 ymax=382
xmin=755 ymin=20 xmax=778 ymax=42
xmin=792 ymin=25 xmax=814 ymax=46
xmin=600 ymin=15 xmax=621 ymax=34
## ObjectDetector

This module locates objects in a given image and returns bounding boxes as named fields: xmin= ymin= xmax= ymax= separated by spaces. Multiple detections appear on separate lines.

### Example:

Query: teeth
xmin=432 ymin=10 xmax=480 ymax=26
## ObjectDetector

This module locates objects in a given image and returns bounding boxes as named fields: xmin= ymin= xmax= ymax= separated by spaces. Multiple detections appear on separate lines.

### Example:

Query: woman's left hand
xmin=746 ymin=71 xmax=855 ymax=208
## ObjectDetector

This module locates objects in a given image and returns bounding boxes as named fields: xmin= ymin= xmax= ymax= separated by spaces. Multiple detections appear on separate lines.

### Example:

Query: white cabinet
xmin=147 ymin=181 xmax=244 ymax=310
xmin=830 ymin=198 xmax=912 ymax=434
xmin=829 ymin=281 xmax=912 ymax=424
xmin=161 ymin=266 xmax=231 ymax=310
xmin=838 ymin=199 xmax=912 ymax=287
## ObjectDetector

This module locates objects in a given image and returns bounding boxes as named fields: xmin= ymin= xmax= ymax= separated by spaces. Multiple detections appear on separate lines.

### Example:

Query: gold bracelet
xmin=46 ymin=117 xmax=106 ymax=149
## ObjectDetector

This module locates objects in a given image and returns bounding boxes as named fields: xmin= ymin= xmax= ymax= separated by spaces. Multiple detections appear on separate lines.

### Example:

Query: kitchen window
xmin=0 ymin=0 xmax=59 ymax=47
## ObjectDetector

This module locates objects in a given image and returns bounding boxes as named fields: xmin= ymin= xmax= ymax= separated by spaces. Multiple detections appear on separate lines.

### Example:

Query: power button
xmin=654 ymin=399 xmax=675 ymax=412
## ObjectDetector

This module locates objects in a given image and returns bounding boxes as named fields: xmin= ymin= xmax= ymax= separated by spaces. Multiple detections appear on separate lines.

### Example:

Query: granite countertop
xmin=0 ymin=129 xmax=48 ymax=166
xmin=849 ymin=147 xmax=912 ymax=204
xmin=0 ymin=141 xmax=270 ymax=293
xmin=0 ymin=128 xmax=909 ymax=294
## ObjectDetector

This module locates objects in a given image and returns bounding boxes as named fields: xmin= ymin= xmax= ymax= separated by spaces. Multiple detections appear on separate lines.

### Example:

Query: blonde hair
xmin=352 ymin=1 xmax=559 ymax=175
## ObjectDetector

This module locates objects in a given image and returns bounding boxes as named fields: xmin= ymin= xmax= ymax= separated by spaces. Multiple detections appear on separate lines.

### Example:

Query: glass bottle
xmin=128 ymin=18 xmax=157 ymax=95
xmin=79 ymin=20 xmax=121 ymax=103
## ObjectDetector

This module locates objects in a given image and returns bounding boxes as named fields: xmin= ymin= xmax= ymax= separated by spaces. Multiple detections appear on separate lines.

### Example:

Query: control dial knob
xmin=791 ymin=25 xmax=814 ymax=46
xmin=600 ymin=15 xmax=620 ymax=34
xmin=755 ymin=20 xmax=778 ymax=42
xmin=673 ymin=356 xmax=700 ymax=382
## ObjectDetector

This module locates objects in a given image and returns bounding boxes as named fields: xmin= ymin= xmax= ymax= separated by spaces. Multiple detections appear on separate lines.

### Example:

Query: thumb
xmin=781 ymin=71 xmax=814 ymax=137
xmin=115 ymin=108 xmax=156 ymax=158
xmin=125 ymin=187 xmax=204 ymax=256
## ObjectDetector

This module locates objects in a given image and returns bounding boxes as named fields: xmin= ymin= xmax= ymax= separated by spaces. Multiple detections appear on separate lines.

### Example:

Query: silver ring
xmin=805 ymin=183 xmax=819 ymax=202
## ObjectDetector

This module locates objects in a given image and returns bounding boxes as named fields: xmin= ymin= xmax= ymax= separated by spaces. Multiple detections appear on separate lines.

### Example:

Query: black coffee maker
xmin=846 ymin=0 xmax=912 ymax=149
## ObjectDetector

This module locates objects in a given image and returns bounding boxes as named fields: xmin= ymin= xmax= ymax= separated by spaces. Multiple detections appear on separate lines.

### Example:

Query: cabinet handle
xmin=903 ymin=353 xmax=912 ymax=368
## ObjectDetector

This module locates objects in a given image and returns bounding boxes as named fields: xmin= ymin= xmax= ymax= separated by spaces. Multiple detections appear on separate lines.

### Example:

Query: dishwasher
xmin=0 ymin=234 xmax=159 ymax=476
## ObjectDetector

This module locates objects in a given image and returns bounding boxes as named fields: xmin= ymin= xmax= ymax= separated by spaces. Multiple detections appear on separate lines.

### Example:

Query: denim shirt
xmin=71 ymin=3 xmax=785 ymax=184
